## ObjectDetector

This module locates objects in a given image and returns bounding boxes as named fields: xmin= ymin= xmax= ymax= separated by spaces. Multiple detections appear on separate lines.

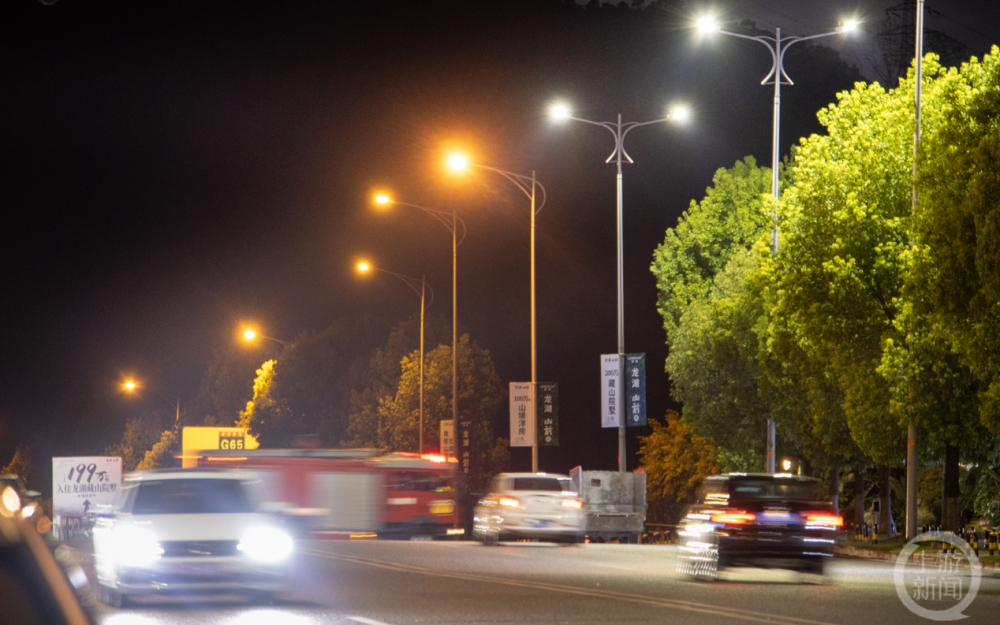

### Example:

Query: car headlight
xmin=238 ymin=526 xmax=294 ymax=563
xmin=109 ymin=526 xmax=163 ymax=567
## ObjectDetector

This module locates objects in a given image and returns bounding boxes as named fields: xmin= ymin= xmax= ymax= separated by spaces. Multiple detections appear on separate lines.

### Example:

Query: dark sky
xmin=3 ymin=0 xmax=998 ymax=483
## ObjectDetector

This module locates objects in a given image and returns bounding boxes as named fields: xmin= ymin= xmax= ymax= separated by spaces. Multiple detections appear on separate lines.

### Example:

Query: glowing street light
xmin=355 ymin=259 xmax=433 ymax=453
xmin=122 ymin=378 xmax=180 ymax=423
xmin=550 ymin=101 xmax=690 ymax=472
xmin=371 ymin=193 xmax=466 ymax=463
xmin=240 ymin=326 xmax=290 ymax=347
xmin=446 ymin=152 xmax=547 ymax=472
xmin=694 ymin=13 xmax=859 ymax=474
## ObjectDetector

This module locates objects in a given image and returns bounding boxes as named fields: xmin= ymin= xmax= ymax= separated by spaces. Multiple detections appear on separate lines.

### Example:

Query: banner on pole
xmin=601 ymin=354 xmax=621 ymax=428
xmin=536 ymin=382 xmax=559 ymax=446
xmin=509 ymin=382 xmax=533 ymax=447
xmin=440 ymin=419 xmax=455 ymax=456
xmin=625 ymin=353 xmax=647 ymax=427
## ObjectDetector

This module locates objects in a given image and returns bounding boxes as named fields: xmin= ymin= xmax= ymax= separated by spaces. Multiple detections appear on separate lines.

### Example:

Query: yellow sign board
xmin=181 ymin=426 xmax=259 ymax=468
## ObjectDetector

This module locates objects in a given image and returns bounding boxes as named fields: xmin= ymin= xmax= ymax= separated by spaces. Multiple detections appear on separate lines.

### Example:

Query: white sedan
xmin=92 ymin=468 xmax=294 ymax=606
xmin=472 ymin=473 xmax=585 ymax=545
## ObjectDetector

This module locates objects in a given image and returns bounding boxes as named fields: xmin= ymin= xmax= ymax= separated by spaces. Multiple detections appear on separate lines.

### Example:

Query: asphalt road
xmin=90 ymin=540 xmax=1000 ymax=625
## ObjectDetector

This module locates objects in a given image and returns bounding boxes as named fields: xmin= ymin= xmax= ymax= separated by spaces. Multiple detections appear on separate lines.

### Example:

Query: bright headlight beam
xmin=238 ymin=526 xmax=294 ymax=563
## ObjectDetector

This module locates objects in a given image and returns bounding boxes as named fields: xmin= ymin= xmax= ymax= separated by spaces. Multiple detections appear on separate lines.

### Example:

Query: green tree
xmin=184 ymin=345 xmax=262 ymax=427
xmin=2 ymin=444 xmax=34 ymax=486
xmin=638 ymin=411 xmax=720 ymax=523
xmin=377 ymin=334 xmax=509 ymax=493
xmin=651 ymin=156 xmax=772 ymax=345
xmin=103 ymin=412 xmax=164 ymax=471
xmin=236 ymin=360 xmax=284 ymax=436
xmin=135 ymin=429 xmax=178 ymax=471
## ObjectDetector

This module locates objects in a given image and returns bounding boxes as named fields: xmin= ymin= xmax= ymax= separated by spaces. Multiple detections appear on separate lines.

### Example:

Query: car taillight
xmin=710 ymin=510 xmax=756 ymax=525
xmin=561 ymin=498 xmax=583 ymax=509
xmin=499 ymin=497 xmax=520 ymax=508
xmin=805 ymin=513 xmax=843 ymax=528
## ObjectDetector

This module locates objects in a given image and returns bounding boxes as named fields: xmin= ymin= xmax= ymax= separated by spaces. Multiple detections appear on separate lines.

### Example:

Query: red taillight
xmin=710 ymin=510 xmax=756 ymax=525
xmin=805 ymin=513 xmax=843 ymax=528
xmin=499 ymin=497 xmax=520 ymax=508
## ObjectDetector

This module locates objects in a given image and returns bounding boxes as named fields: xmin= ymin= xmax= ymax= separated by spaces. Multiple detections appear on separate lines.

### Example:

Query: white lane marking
xmin=348 ymin=617 xmax=394 ymax=625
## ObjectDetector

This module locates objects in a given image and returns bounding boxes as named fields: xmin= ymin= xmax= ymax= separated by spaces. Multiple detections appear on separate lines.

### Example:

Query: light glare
xmin=374 ymin=194 xmax=391 ymax=205
xmin=668 ymin=104 xmax=691 ymax=123
xmin=695 ymin=15 xmax=720 ymax=35
xmin=123 ymin=380 xmax=137 ymax=392
xmin=446 ymin=153 xmax=469 ymax=173
xmin=356 ymin=261 xmax=371 ymax=273
xmin=243 ymin=329 xmax=257 ymax=341
xmin=549 ymin=102 xmax=571 ymax=121
xmin=839 ymin=19 xmax=860 ymax=34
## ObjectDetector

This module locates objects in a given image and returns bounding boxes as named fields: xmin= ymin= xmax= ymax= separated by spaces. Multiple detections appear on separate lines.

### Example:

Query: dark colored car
xmin=677 ymin=473 xmax=842 ymax=580
xmin=0 ymin=495 xmax=95 ymax=624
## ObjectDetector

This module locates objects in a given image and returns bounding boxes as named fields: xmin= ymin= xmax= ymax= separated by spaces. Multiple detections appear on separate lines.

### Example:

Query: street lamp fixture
xmin=446 ymin=153 xmax=547 ymax=472
xmin=550 ymin=102 xmax=689 ymax=472
xmin=122 ymin=378 xmax=180 ymax=424
xmin=355 ymin=259 xmax=433 ymax=454
xmin=694 ymin=13 xmax=859 ymax=474
xmin=240 ymin=327 xmax=290 ymax=347
xmin=371 ymin=193 xmax=466 ymax=465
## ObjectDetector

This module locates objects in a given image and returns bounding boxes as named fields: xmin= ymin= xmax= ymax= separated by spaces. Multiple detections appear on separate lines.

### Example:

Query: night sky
xmin=4 ymin=0 xmax=999 ymax=490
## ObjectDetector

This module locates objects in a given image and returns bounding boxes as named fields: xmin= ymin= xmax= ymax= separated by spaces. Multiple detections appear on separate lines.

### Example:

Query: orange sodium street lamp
xmin=356 ymin=259 xmax=433 ymax=453
xmin=372 ymin=193 xmax=466 ymax=464
xmin=446 ymin=152 xmax=547 ymax=472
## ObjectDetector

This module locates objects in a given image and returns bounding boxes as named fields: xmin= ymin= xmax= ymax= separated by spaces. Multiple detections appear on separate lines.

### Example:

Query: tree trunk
xmin=879 ymin=464 xmax=893 ymax=536
xmin=854 ymin=468 xmax=865 ymax=530
xmin=829 ymin=463 xmax=840 ymax=515
xmin=942 ymin=443 xmax=961 ymax=532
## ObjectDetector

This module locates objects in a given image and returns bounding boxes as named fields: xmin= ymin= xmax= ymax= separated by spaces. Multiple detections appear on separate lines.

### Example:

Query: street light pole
xmin=374 ymin=195 xmax=466 ymax=461
xmin=447 ymin=158 xmax=546 ymax=472
xmin=551 ymin=105 xmax=688 ymax=473
xmin=696 ymin=15 xmax=858 ymax=473
xmin=356 ymin=261 xmax=433 ymax=453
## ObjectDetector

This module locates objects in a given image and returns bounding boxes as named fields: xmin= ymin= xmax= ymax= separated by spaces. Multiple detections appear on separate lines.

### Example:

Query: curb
xmin=835 ymin=544 xmax=1000 ymax=572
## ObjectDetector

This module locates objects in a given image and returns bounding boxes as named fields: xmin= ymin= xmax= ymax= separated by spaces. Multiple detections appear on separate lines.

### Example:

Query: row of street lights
xmin=125 ymin=14 xmax=862 ymax=475
xmin=362 ymin=13 xmax=860 ymax=474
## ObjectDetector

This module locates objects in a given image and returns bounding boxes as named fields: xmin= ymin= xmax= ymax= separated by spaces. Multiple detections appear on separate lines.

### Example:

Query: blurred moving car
xmin=472 ymin=473 xmax=585 ymax=545
xmin=0 ymin=485 xmax=95 ymax=624
xmin=677 ymin=473 xmax=842 ymax=580
xmin=1 ymin=474 xmax=45 ymax=523
xmin=92 ymin=468 xmax=294 ymax=606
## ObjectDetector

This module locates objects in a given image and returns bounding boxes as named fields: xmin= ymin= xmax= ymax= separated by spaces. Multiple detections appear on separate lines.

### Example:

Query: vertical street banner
xmin=601 ymin=354 xmax=621 ymax=428
xmin=625 ymin=353 xmax=647 ymax=427
xmin=509 ymin=382 xmax=533 ymax=447
xmin=440 ymin=419 xmax=455 ymax=456
xmin=460 ymin=420 xmax=472 ymax=476
xmin=52 ymin=456 xmax=122 ymax=517
xmin=536 ymin=382 xmax=559 ymax=446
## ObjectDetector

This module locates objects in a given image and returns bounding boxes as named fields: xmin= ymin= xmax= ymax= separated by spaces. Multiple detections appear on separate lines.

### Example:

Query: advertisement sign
xmin=181 ymin=426 xmax=259 ymax=468
xmin=601 ymin=354 xmax=621 ymax=428
xmin=52 ymin=456 xmax=122 ymax=517
xmin=625 ymin=353 xmax=647 ymax=427
xmin=440 ymin=419 xmax=455 ymax=456
xmin=536 ymin=383 xmax=559 ymax=446
xmin=509 ymin=382 xmax=533 ymax=447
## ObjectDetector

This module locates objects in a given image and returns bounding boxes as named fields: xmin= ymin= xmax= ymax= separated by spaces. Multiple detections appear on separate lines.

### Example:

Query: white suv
xmin=472 ymin=473 xmax=585 ymax=545
xmin=92 ymin=468 xmax=293 ymax=606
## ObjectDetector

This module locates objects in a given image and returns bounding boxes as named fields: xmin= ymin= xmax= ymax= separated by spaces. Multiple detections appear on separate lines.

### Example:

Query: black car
xmin=677 ymin=473 xmax=842 ymax=580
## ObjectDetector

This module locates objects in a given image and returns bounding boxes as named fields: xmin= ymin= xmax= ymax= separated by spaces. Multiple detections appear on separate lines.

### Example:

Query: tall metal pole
xmin=452 ymin=208 xmax=459 ymax=469
xmin=905 ymin=0 xmax=925 ymax=541
xmin=702 ymin=21 xmax=856 ymax=474
xmin=419 ymin=276 xmax=426 ymax=454
xmin=530 ymin=172 xmax=539 ymax=472
xmin=615 ymin=114 xmax=627 ymax=473
xmin=765 ymin=27 xmax=783 ymax=475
